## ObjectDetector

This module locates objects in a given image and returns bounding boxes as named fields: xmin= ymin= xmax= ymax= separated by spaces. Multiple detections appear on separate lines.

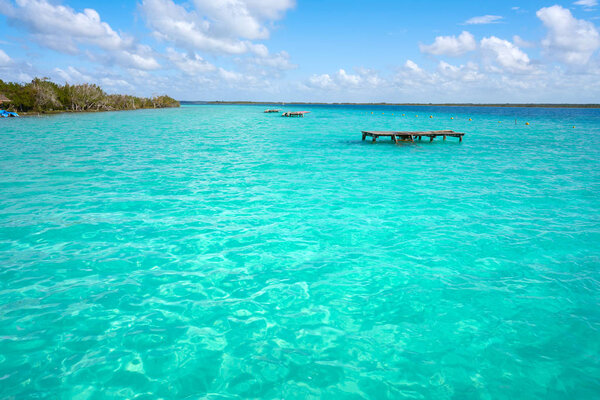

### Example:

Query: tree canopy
xmin=0 ymin=78 xmax=179 ymax=113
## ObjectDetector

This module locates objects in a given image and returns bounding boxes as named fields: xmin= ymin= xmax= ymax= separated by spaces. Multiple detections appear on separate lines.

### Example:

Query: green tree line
xmin=0 ymin=78 xmax=179 ymax=113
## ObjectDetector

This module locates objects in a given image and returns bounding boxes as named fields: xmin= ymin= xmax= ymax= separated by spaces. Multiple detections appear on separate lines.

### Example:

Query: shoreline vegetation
xmin=182 ymin=101 xmax=600 ymax=109
xmin=0 ymin=78 xmax=179 ymax=115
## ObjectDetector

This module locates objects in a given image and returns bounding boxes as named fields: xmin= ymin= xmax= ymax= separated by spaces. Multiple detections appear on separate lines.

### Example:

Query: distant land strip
xmin=181 ymin=101 xmax=600 ymax=109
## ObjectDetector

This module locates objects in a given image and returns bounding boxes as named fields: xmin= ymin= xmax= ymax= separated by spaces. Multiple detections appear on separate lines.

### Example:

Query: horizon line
xmin=179 ymin=101 xmax=600 ymax=109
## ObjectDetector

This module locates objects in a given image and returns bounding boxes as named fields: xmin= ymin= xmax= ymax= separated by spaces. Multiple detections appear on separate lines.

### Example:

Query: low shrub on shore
xmin=0 ymin=78 xmax=179 ymax=113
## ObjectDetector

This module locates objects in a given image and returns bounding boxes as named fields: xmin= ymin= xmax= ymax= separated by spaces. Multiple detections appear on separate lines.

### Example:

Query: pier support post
xmin=362 ymin=133 xmax=366 ymax=141
xmin=430 ymin=136 xmax=434 ymax=142
xmin=372 ymin=136 xmax=377 ymax=143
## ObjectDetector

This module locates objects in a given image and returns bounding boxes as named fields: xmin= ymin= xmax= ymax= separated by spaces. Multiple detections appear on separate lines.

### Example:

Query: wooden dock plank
xmin=361 ymin=130 xmax=464 ymax=143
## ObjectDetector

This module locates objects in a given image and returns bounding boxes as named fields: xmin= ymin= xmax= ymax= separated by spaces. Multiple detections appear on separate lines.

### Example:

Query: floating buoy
xmin=498 ymin=121 xmax=501 ymax=123
xmin=573 ymin=126 xmax=576 ymax=128
xmin=402 ymin=114 xmax=405 ymax=116
xmin=416 ymin=115 xmax=418 ymax=117
xmin=429 ymin=115 xmax=433 ymax=118
xmin=468 ymin=118 xmax=472 ymax=121
xmin=525 ymin=122 xmax=530 ymax=125
xmin=451 ymin=117 xmax=454 ymax=119
xmin=371 ymin=112 xmax=373 ymax=114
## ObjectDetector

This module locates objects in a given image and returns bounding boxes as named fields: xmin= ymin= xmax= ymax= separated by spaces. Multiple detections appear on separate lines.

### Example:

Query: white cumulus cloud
xmin=141 ymin=0 xmax=294 ymax=56
xmin=306 ymin=68 xmax=382 ymax=90
xmin=404 ymin=60 xmax=424 ymax=74
xmin=537 ymin=5 xmax=600 ymax=64
xmin=0 ymin=49 xmax=11 ymax=66
xmin=53 ymin=66 xmax=93 ymax=83
xmin=307 ymin=73 xmax=334 ymax=90
xmin=437 ymin=61 xmax=484 ymax=82
xmin=249 ymin=50 xmax=296 ymax=71
xmin=142 ymin=0 xmax=250 ymax=55
xmin=0 ymin=0 xmax=160 ymax=70
xmin=166 ymin=48 xmax=216 ymax=75
xmin=337 ymin=69 xmax=361 ymax=86
xmin=420 ymin=31 xmax=477 ymax=57
xmin=100 ymin=77 xmax=134 ymax=91
xmin=193 ymin=0 xmax=294 ymax=40
xmin=0 ymin=0 xmax=127 ymax=52
xmin=480 ymin=36 xmax=532 ymax=73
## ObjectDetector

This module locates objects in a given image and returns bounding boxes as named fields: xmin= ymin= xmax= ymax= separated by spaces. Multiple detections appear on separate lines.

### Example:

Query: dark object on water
xmin=0 ymin=110 xmax=19 ymax=118
xmin=264 ymin=109 xmax=281 ymax=113
xmin=361 ymin=130 xmax=464 ymax=144
xmin=282 ymin=111 xmax=310 ymax=117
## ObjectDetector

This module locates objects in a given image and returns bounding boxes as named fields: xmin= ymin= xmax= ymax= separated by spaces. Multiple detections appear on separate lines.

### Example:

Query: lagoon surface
xmin=1 ymin=105 xmax=599 ymax=399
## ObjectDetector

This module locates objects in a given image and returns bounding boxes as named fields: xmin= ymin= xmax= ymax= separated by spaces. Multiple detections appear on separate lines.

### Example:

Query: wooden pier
xmin=361 ymin=130 xmax=464 ymax=144
xmin=282 ymin=111 xmax=310 ymax=117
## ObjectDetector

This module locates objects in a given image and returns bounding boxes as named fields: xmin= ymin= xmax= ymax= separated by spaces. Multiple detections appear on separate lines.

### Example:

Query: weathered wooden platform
xmin=282 ymin=111 xmax=310 ymax=117
xmin=264 ymin=109 xmax=281 ymax=113
xmin=362 ymin=130 xmax=464 ymax=144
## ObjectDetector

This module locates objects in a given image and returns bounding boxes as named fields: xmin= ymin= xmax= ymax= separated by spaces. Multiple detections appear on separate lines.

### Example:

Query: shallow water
xmin=0 ymin=105 xmax=599 ymax=399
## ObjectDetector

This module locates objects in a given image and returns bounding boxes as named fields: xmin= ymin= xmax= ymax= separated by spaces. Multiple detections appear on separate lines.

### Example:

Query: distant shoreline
xmin=181 ymin=101 xmax=600 ymax=109
xmin=17 ymin=107 xmax=176 ymax=117
xmin=1 ymin=78 xmax=179 ymax=114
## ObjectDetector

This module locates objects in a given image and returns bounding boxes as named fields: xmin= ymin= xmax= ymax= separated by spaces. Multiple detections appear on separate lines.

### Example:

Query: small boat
xmin=0 ymin=110 xmax=19 ymax=118
xmin=264 ymin=109 xmax=281 ymax=113
xmin=282 ymin=111 xmax=310 ymax=117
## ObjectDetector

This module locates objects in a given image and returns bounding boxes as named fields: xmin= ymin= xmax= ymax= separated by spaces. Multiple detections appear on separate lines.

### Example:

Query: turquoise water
xmin=0 ymin=105 xmax=599 ymax=399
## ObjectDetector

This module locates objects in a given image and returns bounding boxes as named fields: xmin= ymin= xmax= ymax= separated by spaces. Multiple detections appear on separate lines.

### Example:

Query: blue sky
xmin=0 ymin=0 xmax=599 ymax=102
